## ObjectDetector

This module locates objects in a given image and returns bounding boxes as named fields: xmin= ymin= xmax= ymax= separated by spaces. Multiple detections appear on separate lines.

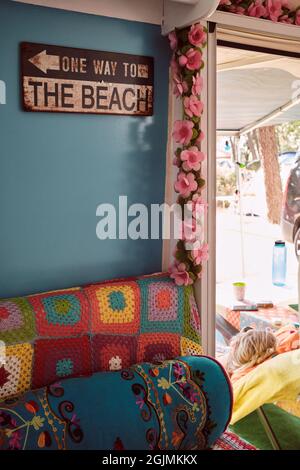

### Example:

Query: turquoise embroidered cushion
xmin=0 ymin=356 xmax=231 ymax=450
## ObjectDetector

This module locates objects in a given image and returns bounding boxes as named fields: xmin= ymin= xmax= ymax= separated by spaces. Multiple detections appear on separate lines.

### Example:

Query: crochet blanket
xmin=0 ymin=273 xmax=202 ymax=401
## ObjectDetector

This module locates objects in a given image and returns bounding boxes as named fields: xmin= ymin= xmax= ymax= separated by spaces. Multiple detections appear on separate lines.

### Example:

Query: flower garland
xmin=218 ymin=0 xmax=300 ymax=25
xmin=168 ymin=24 xmax=209 ymax=287
xmin=167 ymin=4 xmax=299 ymax=287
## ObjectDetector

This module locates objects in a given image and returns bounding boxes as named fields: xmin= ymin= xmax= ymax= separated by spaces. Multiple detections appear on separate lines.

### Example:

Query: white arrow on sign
xmin=28 ymin=50 xmax=60 ymax=74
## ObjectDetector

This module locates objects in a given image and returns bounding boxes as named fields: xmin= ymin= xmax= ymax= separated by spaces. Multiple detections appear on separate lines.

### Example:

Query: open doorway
xmin=214 ymin=40 xmax=300 ymax=449
xmin=216 ymin=41 xmax=300 ymax=344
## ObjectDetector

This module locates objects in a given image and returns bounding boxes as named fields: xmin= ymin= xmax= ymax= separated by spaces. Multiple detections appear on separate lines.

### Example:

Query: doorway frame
xmin=162 ymin=9 xmax=300 ymax=357
xmin=202 ymin=15 xmax=300 ymax=357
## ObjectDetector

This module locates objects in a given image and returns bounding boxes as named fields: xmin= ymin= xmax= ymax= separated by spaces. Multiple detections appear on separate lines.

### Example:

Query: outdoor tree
xmin=276 ymin=120 xmax=300 ymax=152
xmin=258 ymin=125 xmax=282 ymax=224
xmin=247 ymin=131 xmax=259 ymax=162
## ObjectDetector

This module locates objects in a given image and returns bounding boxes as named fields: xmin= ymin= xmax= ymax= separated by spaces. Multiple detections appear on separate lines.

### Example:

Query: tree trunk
xmin=247 ymin=131 xmax=259 ymax=161
xmin=258 ymin=125 xmax=282 ymax=224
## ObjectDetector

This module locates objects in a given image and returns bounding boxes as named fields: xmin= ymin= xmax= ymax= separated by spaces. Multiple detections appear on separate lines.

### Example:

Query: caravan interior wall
xmin=0 ymin=0 xmax=170 ymax=297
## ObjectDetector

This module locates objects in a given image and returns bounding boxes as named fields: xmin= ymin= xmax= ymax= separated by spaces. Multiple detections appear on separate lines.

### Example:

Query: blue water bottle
xmin=272 ymin=240 xmax=287 ymax=286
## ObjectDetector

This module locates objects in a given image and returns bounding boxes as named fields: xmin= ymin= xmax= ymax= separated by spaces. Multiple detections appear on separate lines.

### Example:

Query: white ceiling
xmin=13 ymin=0 xmax=164 ymax=24
xmin=217 ymin=46 xmax=300 ymax=78
xmin=218 ymin=46 xmax=300 ymax=134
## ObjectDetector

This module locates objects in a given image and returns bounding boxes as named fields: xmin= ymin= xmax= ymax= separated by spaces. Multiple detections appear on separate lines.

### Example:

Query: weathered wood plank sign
xmin=21 ymin=42 xmax=154 ymax=116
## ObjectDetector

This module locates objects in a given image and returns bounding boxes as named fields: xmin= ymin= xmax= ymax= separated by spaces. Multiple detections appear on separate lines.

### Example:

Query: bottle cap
xmin=275 ymin=240 xmax=285 ymax=246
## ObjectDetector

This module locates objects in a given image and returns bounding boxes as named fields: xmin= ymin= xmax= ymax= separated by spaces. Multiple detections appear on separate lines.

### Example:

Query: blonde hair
xmin=227 ymin=328 xmax=277 ymax=374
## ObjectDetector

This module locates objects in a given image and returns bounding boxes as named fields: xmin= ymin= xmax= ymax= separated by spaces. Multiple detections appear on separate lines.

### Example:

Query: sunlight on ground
xmin=216 ymin=209 xmax=298 ymax=308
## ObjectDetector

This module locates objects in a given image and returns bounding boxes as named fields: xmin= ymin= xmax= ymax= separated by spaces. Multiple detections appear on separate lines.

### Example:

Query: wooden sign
xmin=21 ymin=42 xmax=154 ymax=116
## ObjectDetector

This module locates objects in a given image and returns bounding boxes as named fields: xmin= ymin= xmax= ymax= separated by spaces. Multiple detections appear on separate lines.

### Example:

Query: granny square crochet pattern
xmin=138 ymin=277 xmax=184 ymax=333
xmin=0 ymin=343 xmax=33 ymax=401
xmin=183 ymin=285 xmax=202 ymax=344
xmin=0 ymin=297 xmax=35 ymax=344
xmin=92 ymin=334 xmax=137 ymax=372
xmin=28 ymin=288 xmax=90 ymax=337
xmin=137 ymin=332 xmax=180 ymax=363
xmin=181 ymin=336 xmax=203 ymax=356
xmin=0 ymin=273 xmax=202 ymax=401
xmin=86 ymin=282 xmax=140 ymax=334
xmin=32 ymin=336 xmax=92 ymax=389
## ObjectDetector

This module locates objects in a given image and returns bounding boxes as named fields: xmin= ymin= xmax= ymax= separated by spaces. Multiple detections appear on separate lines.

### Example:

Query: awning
xmin=217 ymin=46 xmax=300 ymax=135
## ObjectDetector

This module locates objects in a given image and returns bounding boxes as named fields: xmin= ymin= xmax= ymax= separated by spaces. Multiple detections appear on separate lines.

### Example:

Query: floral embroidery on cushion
xmin=0 ymin=382 xmax=83 ymax=450
xmin=123 ymin=359 xmax=216 ymax=450
xmin=113 ymin=437 xmax=125 ymax=450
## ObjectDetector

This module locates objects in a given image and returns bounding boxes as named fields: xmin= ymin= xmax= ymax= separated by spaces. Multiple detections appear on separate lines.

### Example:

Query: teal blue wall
xmin=0 ymin=0 xmax=170 ymax=297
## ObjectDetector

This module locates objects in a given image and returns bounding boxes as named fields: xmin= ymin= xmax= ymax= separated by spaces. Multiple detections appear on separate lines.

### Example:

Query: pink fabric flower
xmin=173 ymin=75 xmax=188 ymax=97
xmin=170 ymin=55 xmax=180 ymax=77
xmin=181 ymin=218 xmax=198 ymax=243
xmin=174 ymin=172 xmax=198 ymax=197
xmin=266 ymin=0 xmax=283 ymax=21
xmin=228 ymin=5 xmax=246 ymax=14
xmin=192 ymin=73 xmax=203 ymax=96
xmin=179 ymin=48 xmax=203 ymax=71
xmin=188 ymin=24 xmax=207 ymax=47
xmin=295 ymin=10 xmax=300 ymax=25
xmin=247 ymin=0 xmax=267 ymax=17
xmin=195 ymin=130 xmax=205 ymax=144
xmin=173 ymin=120 xmax=194 ymax=145
xmin=190 ymin=194 xmax=208 ymax=217
xmin=168 ymin=31 xmax=178 ymax=50
xmin=191 ymin=243 xmax=209 ymax=265
xmin=170 ymin=262 xmax=193 ymax=286
xmin=280 ymin=14 xmax=293 ymax=23
xmin=173 ymin=155 xmax=181 ymax=167
xmin=180 ymin=146 xmax=205 ymax=171
xmin=184 ymin=95 xmax=204 ymax=118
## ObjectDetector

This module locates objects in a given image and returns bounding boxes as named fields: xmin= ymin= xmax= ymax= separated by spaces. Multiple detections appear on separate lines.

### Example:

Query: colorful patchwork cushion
xmin=0 ymin=274 xmax=202 ymax=400
xmin=0 ymin=298 xmax=35 ymax=344
xmin=86 ymin=281 xmax=140 ymax=335
xmin=28 ymin=288 xmax=90 ymax=337
xmin=0 ymin=356 xmax=232 ymax=450
xmin=0 ymin=344 xmax=33 ymax=401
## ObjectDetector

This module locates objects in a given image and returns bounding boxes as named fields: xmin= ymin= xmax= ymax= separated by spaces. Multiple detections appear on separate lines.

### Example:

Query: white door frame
xmin=195 ymin=21 xmax=217 ymax=357
xmin=161 ymin=19 xmax=217 ymax=356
